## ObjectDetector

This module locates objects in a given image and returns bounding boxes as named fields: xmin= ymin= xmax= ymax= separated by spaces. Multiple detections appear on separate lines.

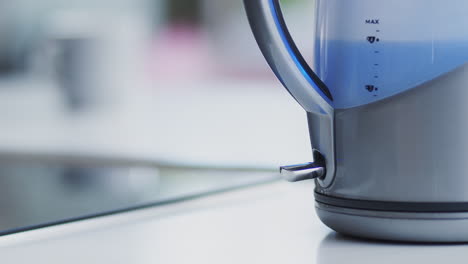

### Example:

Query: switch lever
xmin=280 ymin=150 xmax=326 ymax=182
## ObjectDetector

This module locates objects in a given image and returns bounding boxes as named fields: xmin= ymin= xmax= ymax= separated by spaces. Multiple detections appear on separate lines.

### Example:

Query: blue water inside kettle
xmin=313 ymin=40 xmax=468 ymax=109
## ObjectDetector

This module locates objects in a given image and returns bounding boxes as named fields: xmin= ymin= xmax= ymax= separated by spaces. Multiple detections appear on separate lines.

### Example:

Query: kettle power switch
xmin=280 ymin=163 xmax=325 ymax=182
xmin=280 ymin=149 xmax=327 ymax=182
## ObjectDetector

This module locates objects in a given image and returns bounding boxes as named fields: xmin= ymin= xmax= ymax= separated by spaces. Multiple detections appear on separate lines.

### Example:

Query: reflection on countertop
xmin=318 ymin=233 xmax=468 ymax=264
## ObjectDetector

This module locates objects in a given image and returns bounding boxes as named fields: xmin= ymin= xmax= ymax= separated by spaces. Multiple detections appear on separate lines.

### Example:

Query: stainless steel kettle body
xmin=244 ymin=0 xmax=468 ymax=242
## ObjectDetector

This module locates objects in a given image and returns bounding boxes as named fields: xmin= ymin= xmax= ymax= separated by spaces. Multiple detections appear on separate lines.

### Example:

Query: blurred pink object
xmin=149 ymin=24 xmax=214 ymax=82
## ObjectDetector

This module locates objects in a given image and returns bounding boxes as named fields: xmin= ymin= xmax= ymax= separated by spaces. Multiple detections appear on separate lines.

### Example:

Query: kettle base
xmin=316 ymin=202 xmax=468 ymax=243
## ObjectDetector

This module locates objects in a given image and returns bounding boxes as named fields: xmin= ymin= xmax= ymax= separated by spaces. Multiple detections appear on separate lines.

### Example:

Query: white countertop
xmin=0 ymin=181 xmax=466 ymax=263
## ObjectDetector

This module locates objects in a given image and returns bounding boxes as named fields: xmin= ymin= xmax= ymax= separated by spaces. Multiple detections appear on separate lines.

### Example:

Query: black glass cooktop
xmin=0 ymin=153 xmax=278 ymax=236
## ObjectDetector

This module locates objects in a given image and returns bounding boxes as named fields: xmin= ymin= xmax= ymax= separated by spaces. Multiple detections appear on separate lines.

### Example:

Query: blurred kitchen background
xmin=0 ymin=0 xmax=313 ymax=233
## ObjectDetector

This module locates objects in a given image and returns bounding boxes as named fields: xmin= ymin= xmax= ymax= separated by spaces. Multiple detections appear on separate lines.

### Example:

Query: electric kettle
xmin=244 ymin=0 xmax=468 ymax=242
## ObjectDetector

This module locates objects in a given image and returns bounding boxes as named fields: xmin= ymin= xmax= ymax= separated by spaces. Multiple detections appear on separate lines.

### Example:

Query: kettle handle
xmin=244 ymin=0 xmax=336 ymax=186
xmin=243 ymin=0 xmax=334 ymax=115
